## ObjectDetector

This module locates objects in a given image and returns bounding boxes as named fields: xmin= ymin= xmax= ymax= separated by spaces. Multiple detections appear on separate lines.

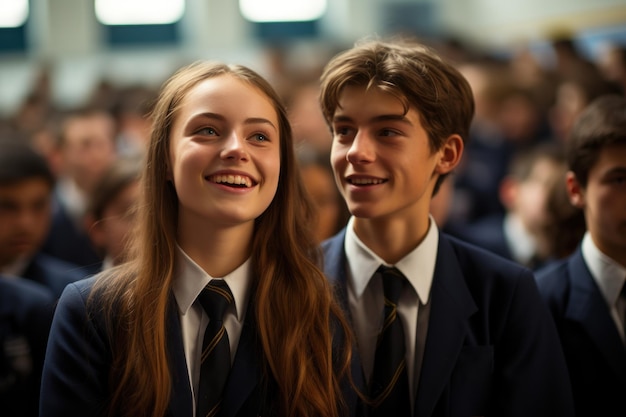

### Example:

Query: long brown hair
xmin=91 ymin=62 xmax=353 ymax=417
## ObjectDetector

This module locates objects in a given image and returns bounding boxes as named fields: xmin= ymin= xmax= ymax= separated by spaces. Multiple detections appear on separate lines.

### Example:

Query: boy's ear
xmin=435 ymin=134 xmax=464 ymax=175
xmin=566 ymin=171 xmax=585 ymax=209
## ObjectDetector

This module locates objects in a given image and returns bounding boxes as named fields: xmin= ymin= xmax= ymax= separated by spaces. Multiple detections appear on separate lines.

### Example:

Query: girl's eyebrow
xmin=244 ymin=117 xmax=277 ymax=131
xmin=193 ymin=112 xmax=277 ymax=131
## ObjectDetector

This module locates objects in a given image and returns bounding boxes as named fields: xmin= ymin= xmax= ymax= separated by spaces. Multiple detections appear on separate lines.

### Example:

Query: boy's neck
xmin=352 ymin=215 xmax=431 ymax=264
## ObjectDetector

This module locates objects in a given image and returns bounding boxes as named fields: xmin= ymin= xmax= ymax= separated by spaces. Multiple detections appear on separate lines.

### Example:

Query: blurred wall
xmin=0 ymin=0 xmax=625 ymax=116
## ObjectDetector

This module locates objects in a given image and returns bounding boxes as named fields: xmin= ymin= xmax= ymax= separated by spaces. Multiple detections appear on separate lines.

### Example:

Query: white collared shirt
xmin=344 ymin=215 xmax=438 ymax=403
xmin=581 ymin=232 xmax=626 ymax=342
xmin=171 ymin=245 xmax=252 ymax=416
xmin=503 ymin=212 xmax=537 ymax=266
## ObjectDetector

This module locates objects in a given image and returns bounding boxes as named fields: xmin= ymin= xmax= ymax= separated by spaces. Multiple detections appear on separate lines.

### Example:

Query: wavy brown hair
xmin=319 ymin=38 xmax=475 ymax=195
xmin=91 ymin=61 xmax=353 ymax=417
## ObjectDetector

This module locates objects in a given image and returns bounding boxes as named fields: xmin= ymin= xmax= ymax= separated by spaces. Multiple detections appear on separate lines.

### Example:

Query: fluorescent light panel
xmin=95 ymin=0 xmax=185 ymax=25
xmin=240 ymin=0 xmax=327 ymax=22
xmin=0 ymin=0 xmax=29 ymax=28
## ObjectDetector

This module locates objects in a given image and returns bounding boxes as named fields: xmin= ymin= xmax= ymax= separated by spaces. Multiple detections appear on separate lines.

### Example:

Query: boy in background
xmin=535 ymin=94 xmax=626 ymax=417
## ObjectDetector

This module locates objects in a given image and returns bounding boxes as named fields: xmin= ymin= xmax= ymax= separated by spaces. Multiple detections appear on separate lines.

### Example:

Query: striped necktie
xmin=196 ymin=280 xmax=234 ymax=417
xmin=369 ymin=266 xmax=411 ymax=417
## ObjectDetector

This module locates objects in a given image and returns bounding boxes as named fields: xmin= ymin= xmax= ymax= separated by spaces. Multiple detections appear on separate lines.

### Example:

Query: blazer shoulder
xmin=443 ymin=233 xmax=530 ymax=275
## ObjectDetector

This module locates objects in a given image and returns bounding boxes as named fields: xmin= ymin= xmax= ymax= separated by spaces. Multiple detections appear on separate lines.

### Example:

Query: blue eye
xmin=252 ymin=133 xmax=268 ymax=142
xmin=197 ymin=127 xmax=217 ymax=136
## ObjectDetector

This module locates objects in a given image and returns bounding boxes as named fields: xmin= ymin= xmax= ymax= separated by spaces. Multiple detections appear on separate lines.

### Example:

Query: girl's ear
xmin=435 ymin=134 xmax=464 ymax=175
xmin=566 ymin=170 xmax=585 ymax=209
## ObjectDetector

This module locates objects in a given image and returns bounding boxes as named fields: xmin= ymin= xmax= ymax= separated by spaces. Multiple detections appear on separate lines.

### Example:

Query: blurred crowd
xmin=0 ymin=32 xmax=625 ymax=415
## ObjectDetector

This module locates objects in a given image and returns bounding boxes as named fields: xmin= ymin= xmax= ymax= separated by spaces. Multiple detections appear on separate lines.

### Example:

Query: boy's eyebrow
xmin=371 ymin=114 xmax=413 ymax=125
xmin=603 ymin=166 xmax=626 ymax=176
xmin=332 ymin=114 xmax=413 ymax=125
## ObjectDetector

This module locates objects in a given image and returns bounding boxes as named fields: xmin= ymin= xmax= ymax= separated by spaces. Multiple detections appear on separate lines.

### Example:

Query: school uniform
xmin=21 ymin=252 xmax=92 ymax=298
xmin=322 ymin=219 xmax=575 ymax=417
xmin=40 ymin=247 xmax=357 ymax=417
xmin=535 ymin=233 xmax=626 ymax=417
xmin=0 ymin=276 xmax=55 ymax=417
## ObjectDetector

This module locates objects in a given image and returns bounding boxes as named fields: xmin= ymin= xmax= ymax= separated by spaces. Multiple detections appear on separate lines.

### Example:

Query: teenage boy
xmin=0 ymin=139 xmax=88 ymax=297
xmin=319 ymin=39 xmax=574 ymax=417
xmin=535 ymin=94 xmax=626 ymax=417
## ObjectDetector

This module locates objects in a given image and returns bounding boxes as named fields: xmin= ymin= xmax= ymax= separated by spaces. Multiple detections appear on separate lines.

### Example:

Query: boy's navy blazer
xmin=322 ymin=228 xmax=575 ymax=417
xmin=40 ymin=276 xmax=267 ymax=417
xmin=23 ymin=252 xmax=92 ymax=298
xmin=535 ymin=247 xmax=626 ymax=416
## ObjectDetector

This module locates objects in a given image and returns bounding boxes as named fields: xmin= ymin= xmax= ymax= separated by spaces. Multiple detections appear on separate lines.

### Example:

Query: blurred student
xmin=299 ymin=158 xmax=349 ymax=244
xmin=541 ymin=162 xmax=586 ymax=262
xmin=535 ymin=94 xmax=626 ymax=417
xmin=40 ymin=61 xmax=356 ymax=417
xmin=319 ymin=39 xmax=574 ymax=416
xmin=0 ymin=139 xmax=88 ymax=298
xmin=85 ymin=157 xmax=141 ymax=270
xmin=40 ymin=107 xmax=117 ymax=271
xmin=455 ymin=142 xmax=566 ymax=270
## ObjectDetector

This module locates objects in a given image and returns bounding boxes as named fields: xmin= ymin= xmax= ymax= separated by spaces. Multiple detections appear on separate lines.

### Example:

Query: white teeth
xmin=209 ymin=174 xmax=252 ymax=187
xmin=350 ymin=178 xmax=385 ymax=185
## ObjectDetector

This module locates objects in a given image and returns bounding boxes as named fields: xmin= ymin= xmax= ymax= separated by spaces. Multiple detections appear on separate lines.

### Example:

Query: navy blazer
xmin=40 ymin=276 xmax=273 ymax=417
xmin=40 ymin=276 xmax=358 ymax=417
xmin=22 ymin=252 xmax=92 ymax=298
xmin=0 ymin=276 xmax=55 ymax=417
xmin=40 ymin=195 xmax=102 ymax=271
xmin=452 ymin=214 xmax=513 ymax=261
xmin=323 ymin=228 xmax=575 ymax=417
xmin=535 ymin=247 xmax=626 ymax=417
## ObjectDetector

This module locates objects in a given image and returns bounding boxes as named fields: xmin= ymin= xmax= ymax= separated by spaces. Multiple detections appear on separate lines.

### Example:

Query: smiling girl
xmin=40 ymin=62 xmax=355 ymax=417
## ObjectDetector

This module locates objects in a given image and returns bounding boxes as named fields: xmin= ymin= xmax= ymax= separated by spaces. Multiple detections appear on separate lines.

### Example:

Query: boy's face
xmin=568 ymin=144 xmax=626 ymax=265
xmin=329 ymin=85 xmax=459 ymax=224
xmin=0 ymin=178 xmax=52 ymax=267
xmin=512 ymin=157 xmax=564 ymax=235
xmin=62 ymin=113 xmax=117 ymax=192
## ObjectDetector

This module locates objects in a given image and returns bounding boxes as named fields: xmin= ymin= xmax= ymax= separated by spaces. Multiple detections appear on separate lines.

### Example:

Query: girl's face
xmin=168 ymin=74 xmax=281 ymax=234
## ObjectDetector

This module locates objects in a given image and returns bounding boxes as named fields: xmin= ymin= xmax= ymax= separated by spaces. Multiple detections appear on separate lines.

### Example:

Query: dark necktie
xmin=196 ymin=280 xmax=234 ymax=417
xmin=369 ymin=266 xmax=411 ymax=417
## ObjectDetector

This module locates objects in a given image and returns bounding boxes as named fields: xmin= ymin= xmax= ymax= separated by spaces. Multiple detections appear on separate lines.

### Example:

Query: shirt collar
xmin=172 ymin=244 xmax=252 ymax=322
xmin=582 ymin=232 xmax=626 ymax=307
xmin=344 ymin=215 xmax=439 ymax=305
xmin=503 ymin=212 xmax=536 ymax=264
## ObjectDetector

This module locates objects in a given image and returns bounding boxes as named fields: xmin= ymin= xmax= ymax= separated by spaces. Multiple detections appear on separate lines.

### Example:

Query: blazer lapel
xmin=565 ymin=250 xmax=626 ymax=382
xmin=322 ymin=229 xmax=350 ymax=313
xmin=415 ymin=234 xmax=478 ymax=417
xmin=322 ymin=229 xmax=371 ymax=414
xmin=166 ymin=297 xmax=193 ymax=417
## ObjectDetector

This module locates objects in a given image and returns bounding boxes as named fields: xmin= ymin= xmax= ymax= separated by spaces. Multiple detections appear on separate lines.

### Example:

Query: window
xmin=239 ymin=0 xmax=327 ymax=42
